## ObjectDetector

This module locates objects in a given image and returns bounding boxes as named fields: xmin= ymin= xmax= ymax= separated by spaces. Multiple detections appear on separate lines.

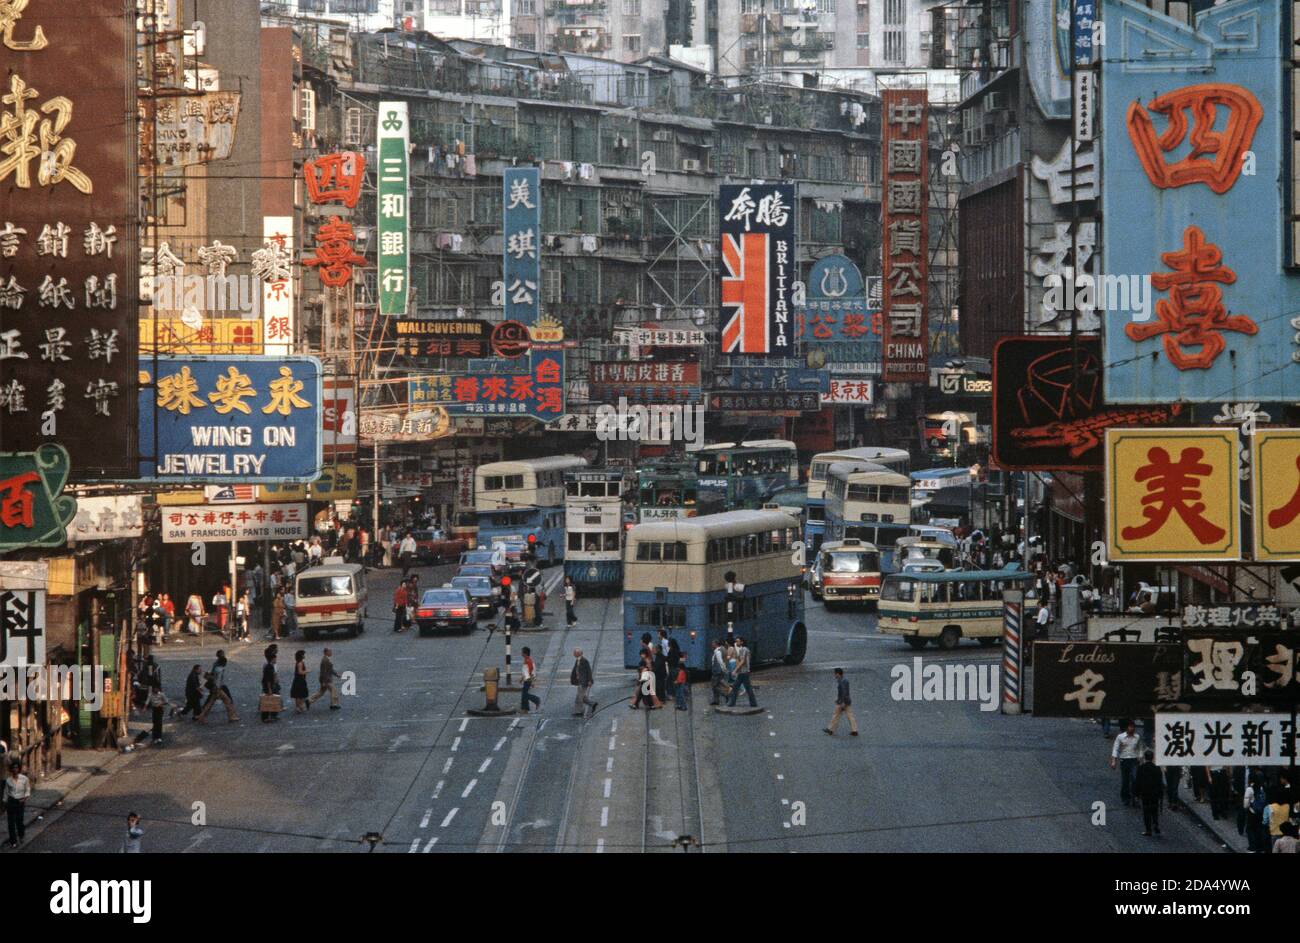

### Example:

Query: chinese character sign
xmin=798 ymin=255 xmax=881 ymax=364
xmin=430 ymin=326 xmax=565 ymax=422
xmin=0 ymin=1 xmax=137 ymax=477
xmin=377 ymin=101 xmax=409 ymax=317
xmin=1101 ymin=0 xmax=1299 ymax=403
xmin=0 ymin=589 xmax=45 ymax=667
xmin=1155 ymin=712 xmax=1297 ymax=767
xmin=304 ymin=152 xmax=365 ymax=208
xmin=1031 ymin=642 xmax=1184 ymax=718
xmin=503 ymin=167 xmax=541 ymax=327
xmin=719 ymin=183 xmax=795 ymax=355
xmin=67 ymin=494 xmax=143 ymax=543
xmin=0 ymin=444 xmax=76 ymax=551
xmin=161 ymin=503 xmax=309 ymax=543
xmin=881 ymin=89 xmax=929 ymax=383
xmin=1252 ymin=429 xmax=1300 ymax=561
xmin=1105 ymin=428 xmax=1240 ymax=561
xmin=259 ymin=217 xmax=294 ymax=355
xmin=137 ymin=356 xmax=323 ymax=483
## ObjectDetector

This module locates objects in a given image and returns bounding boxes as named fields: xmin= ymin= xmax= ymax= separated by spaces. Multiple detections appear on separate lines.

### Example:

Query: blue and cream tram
xmin=474 ymin=456 xmax=587 ymax=566
xmin=564 ymin=468 xmax=627 ymax=594
xmin=622 ymin=509 xmax=807 ymax=672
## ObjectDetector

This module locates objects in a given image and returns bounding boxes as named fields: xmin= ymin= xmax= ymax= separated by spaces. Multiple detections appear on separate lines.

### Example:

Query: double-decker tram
xmin=635 ymin=459 xmax=706 ymax=522
xmin=824 ymin=462 xmax=912 ymax=572
xmin=474 ymin=456 xmax=587 ymax=566
xmin=622 ymin=509 xmax=807 ymax=672
xmin=695 ymin=439 xmax=799 ymax=510
xmin=804 ymin=447 xmax=909 ymax=555
xmin=564 ymin=468 xmax=626 ymax=594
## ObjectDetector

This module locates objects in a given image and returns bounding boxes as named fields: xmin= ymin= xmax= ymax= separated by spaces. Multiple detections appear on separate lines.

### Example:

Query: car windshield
xmin=421 ymin=590 xmax=466 ymax=606
xmin=297 ymin=575 xmax=352 ymax=597
xmin=458 ymin=566 xmax=493 ymax=579
xmin=451 ymin=578 xmax=490 ymax=593
xmin=824 ymin=551 xmax=878 ymax=573
xmin=463 ymin=551 xmax=494 ymax=564
xmin=880 ymin=578 xmax=915 ymax=602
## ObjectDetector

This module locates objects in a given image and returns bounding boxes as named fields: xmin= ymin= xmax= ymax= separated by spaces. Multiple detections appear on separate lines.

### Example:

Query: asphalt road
xmin=22 ymin=571 xmax=1226 ymax=854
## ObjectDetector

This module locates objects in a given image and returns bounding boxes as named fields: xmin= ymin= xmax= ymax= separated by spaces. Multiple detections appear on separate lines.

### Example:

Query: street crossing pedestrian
xmin=177 ymin=665 xmax=205 ymax=720
xmin=520 ymin=646 xmax=541 ymax=713
xmin=261 ymin=645 xmax=282 ymax=723
xmin=4 ymin=759 xmax=30 ymax=848
xmin=393 ymin=580 xmax=409 ymax=633
xmin=1110 ymin=720 xmax=1143 ymax=807
xmin=564 ymin=576 xmax=577 ymax=626
xmin=291 ymin=650 xmax=311 ymax=713
xmin=1136 ymin=750 xmax=1164 ymax=836
xmin=709 ymin=639 xmax=728 ymax=706
xmin=309 ymin=648 xmax=343 ymax=710
xmin=122 ymin=812 xmax=144 ymax=853
xmin=824 ymin=668 xmax=857 ymax=736
xmin=197 ymin=651 xmax=239 ymax=723
xmin=570 ymin=648 xmax=596 ymax=718
xmin=726 ymin=637 xmax=757 ymax=708
xmin=673 ymin=661 xmax=689 ymax=710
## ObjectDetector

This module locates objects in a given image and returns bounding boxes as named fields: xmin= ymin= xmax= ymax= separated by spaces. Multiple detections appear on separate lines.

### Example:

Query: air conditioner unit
xmin=652 ymin=129 xmax=672 ymax=142
xmin=681 ymin=158 xmax=701 ymax=172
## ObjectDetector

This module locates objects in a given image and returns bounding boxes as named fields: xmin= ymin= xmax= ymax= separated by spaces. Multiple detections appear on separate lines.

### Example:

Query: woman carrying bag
xmin=260 ymin=645 xmax=283 ymax=723
xmin=291 ymin=650 xmax=310 ymax=714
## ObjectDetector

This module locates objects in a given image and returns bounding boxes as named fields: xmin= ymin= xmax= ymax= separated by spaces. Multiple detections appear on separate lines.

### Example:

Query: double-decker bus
xmin=474 ymin=456 xmax=587 ymax=566
xmin=564 ymin=468 xmax=626 ymax=594
xmin=805 ymin=448 xmax=910 ymax=555
xmin=622 ymin=510 xmax=807 ymax=672
xmin=824 ymin=462 xmax=912 ymax=572
xmin=695 ymin=440 xmax=799 ymax=510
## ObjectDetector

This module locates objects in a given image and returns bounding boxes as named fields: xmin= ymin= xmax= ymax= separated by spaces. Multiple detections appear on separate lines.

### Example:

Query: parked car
xmin=447 ymin=575 xmax=497 ymax=619
xmin=412 ymin=531 xmax=469 ymax=564
xmin=415 ymin=588 xmax=475 ymax=636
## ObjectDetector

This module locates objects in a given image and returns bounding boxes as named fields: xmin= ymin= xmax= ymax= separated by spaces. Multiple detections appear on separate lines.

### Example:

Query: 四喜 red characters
xmin=1106 ymin=428 xmax=1240 ymax=561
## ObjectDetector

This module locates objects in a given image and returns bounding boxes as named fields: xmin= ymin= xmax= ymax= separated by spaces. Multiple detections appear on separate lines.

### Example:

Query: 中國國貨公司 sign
xmin=161 ymin=503 xmax=308 ymax=543
xmin=136 ymin=356 xmax=322 ymax=483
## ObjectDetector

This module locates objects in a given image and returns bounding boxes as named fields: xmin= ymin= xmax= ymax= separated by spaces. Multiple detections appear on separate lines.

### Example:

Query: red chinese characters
xmin=1125 ymin=226 xmax=1257 ymax=370
xmin=0 ymin=471 xmax=39 ymax=528
xmin=1266 ymin=454 xmax=1300 ymax=530
xmin=303 ymin=152 xmax=366 ymax=208
xmin=303 ymin=218 xmax=365 ymax=288
xmin=1121 ymin=446 xmax=1226 ymax=545
xmin=1126 ymin=83 xmax=1263 ymax=195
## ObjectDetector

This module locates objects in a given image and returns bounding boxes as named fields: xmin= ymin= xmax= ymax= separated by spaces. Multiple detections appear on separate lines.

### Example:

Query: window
xmin=884 ymin=29 xmax=903 ymax=62
xmin=856 ymin=32 xmax=869 ymax=49
xmin=883 ymin=0 xmax=903 ymax=25
xmin=623 ymin=34 xmax=641 ymax=54
xmin=636 ymin=605 xmax=686 ymax=628
xmin=623 ymin=0 xmax=640 ymax=13
xmin=484 ymin=475 xmax=503 ymax=491
xmin=569 ymin=533 xmax=583 ymax=551
xmin=298 ymin=576 xmax=352 ymax=598
xmin=505 ymin=474 xmax=524 ymax=489
xmin=603 ymin=533 xmax=620 ymax=551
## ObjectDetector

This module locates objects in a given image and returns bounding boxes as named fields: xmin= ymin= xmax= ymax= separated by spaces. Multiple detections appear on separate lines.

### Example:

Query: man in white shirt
xmin=399 ymin=532 xmax=418 ymax=576
xmin=4 ymin=760 xmax=31 ymax=848
xmin=1109 ymin=720 xmax=1143 ymax=807
xmin=1035 ymin=602 xmax=1050 ymax=638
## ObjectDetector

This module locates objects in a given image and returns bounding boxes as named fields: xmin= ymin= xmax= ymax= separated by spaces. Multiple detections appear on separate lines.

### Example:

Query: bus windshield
xmin=880 ymin=578 xmax=915 ymax=602
xmin=298 ymin=576 xmax=352 ymax=597
xmin=823 ymin=551 xmax=879 ymax=573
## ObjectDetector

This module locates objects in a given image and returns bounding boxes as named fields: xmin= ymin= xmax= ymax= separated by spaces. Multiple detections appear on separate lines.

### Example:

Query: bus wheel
xmin=783 ymin=624 xmax=807 ymax=666
xmin=904 ymin=637 xmax=928 ymax=650
xmin=977 ymin=636 xmax=998 ymax=648
xmin=937 ymin=626 xmax=961 ymax=650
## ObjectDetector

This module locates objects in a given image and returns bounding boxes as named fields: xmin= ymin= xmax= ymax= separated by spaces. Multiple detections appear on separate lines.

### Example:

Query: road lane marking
xmin=608 ymin=736 xmax=616 ymax=750
xmin=441 ymin=808 xmax=458 ymax=827
xmin=451 ymin=736 xmax=461 ymax=752
xmin=777 ymin=774 xmax=784 ymax=781
xmin=610 ymin=719 xmax=618 ymax=733
xmin=423 ymin=837 xmax=438 ymax=852
xmin=600 ymin=806 xmax=609 ymax=827
xmin=420 ymin=809 xmax=432 ymax=828
xmin=459 ymin=718 xmax=469 ymax=732
xmin=462 ymin=779 xmax=478 ymax=798
xmin=510 ymin=718 xmax=522 ymax=730
xmin=394 ymin=657 xmax=416 ymax=660
xmin=478 ymin=758 xmax=492 ymax=773
xmin=494 ymin=736 xmax=507 ymax=752
xmin=442 ymin=757 xmax=454 ymax=774
xmin=596 ymin=838 xmax=605 ymax=853
xmin=408 ymin=839 xmax=420 ymax=853
xmin=432 ymin=780 xmax=444 ymax=799
xmin=606 ymin=757 xmax=614 ymax=772
xmin=603 ymin=778 xmax=612 ymax=798
xmin=387 ymin=734 xmax=409 ymax=753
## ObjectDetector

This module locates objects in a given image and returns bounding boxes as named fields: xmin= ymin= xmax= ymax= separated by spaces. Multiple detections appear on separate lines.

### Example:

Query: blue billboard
xmin=136 ymin=356 xmax=323 ymax=483
xmin=798 ymin=254 xmax=881 ymax=364
xmin=1101 ymin=0 xmax=1299 ymax=403
xmin=503 ymin=167 xmax=542 ymax=328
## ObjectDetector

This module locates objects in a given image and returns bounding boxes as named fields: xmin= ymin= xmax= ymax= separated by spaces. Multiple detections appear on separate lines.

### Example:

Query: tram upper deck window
xmin=604 ymin=533 xmax=620 ymax=550
xmin=635 ymin=540 xmax=688 ymax=562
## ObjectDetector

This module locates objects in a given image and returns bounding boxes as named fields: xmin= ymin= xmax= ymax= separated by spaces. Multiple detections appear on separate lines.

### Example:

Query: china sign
xmin=1154 ymin=713 xmax=1297 ymax=767
xmin=0 ymin=1 xmax=138 ymax=478
xmin=1101 ymin=0 xmax=1299 ymax=402
xmin=161 ymin=503 xmax=309 ymax=543
xmin=822 ymin=379 xmax=874 ymax=405
xmin=0 ymin=589 xmax=45 ymax=667
xmin=719 ymin=183 xmax=795 ymax=355
xmin=589 ymin=362 xmax=700 ymax=405
xmin=0 ymin=445 xmax=77 ymax=551
xmin=1105 ymin=428 xmax=1240 ymax=562
xmin=137 ymin=356 xmax=323 ymax=482
xmin=377 ymin=101 xmax=410 ymax=317
xmin=880 ymin=89 xmax=929 ymax=383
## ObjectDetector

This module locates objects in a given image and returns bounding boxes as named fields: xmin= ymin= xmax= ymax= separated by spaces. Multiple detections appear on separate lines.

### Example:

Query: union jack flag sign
xmin=719 ymin=184 xmax=795 ymax=355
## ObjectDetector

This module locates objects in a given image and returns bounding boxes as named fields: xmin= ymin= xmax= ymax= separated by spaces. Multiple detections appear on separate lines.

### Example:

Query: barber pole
xmin=1001 ymin=591 xmax=1023 ymax=715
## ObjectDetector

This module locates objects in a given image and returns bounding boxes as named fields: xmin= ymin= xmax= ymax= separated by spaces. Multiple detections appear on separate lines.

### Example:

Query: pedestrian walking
xmin=1163 ymin=764 xmax=1182 ymax=811
xmin=726 ymin=636 xmax=758 ymax=708
xmin=1274 ymin=821 xmax=1299 ymax=854
xmin=3 ymin=759 xmax=30 ymax=848
xmin=148 ymin=685 xmax=167 ymax=744
xmin=178 ymin=664 xmax=205 ymax=719
xmin=261 ymin=645 xmax=282 ymax=723
xmin=1110 ymin=720 xmax=1142 ymax=807
xmin=291 ymin=650 xmax=310 ymax=713
xmin=563 ymin=576 xmax=577 ymax=626
xmin=709 ymin=639 xmax=729 ymax=706
xmin=122 ymin=812 xmax=144 ymax=853
xmin=1245 ymin=775 xmax=1269 ymax=852
xmin=654 ymin=629 xmax=670 ymax=698
xmin=823 ymin=667 xmax=858 ymax=736
xmin=1136 ymin=750 xmax=1164 ymax=836
xmin=308 ymin=648 xmax=342 ymax=710
xmin=520 ymin=646 xmax=541 ymax=713
xmin=184 ymin=592 xmax=206 ymax=635
xmin=399 ymin=531 xmax=417 ymax=575
xmin=270 ymin=589 xmax=286 ymax=640
xmin=160 ymin=593 xmax=176 ymax=638
xmin=570 ymin=648 xmax=596 ymax=717
xmin=1209 ymin=766 xmax=1232 ymax=819
xmin=667 ymin=636 xmax=682 ymax=698
xmin=631 ymin=654 xmax=661 ymax=710
xmin=392 ymin=579 xmax=409 ymax=633
xmin=212 ymin=583 xmax=230 ymax=636
xmin=235 ymin=590 xmax=252 ymax=641
xmin=1264 ymin=793 xmax=1293 ymax=851
xmin=673 ymin=661 xmax=689 ymax=710
xmin=197 ymin=651 xmax=239 ymax=723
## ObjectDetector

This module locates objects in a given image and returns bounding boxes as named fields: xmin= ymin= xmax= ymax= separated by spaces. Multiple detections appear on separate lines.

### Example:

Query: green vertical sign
xmin=377 ymin=101 xmax=409 ymax=316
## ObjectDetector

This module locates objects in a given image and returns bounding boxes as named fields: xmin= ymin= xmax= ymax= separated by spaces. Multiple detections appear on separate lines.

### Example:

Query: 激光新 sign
xmin=1154 ymin=712 xmax=1297 ymax=767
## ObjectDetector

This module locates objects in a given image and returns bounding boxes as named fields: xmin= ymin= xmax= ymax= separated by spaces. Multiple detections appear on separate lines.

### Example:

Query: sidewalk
xmin=1179 ymin=792 xmax=1250 ymax=853
xmin=1 ymin=745 xmax=139 ymax=852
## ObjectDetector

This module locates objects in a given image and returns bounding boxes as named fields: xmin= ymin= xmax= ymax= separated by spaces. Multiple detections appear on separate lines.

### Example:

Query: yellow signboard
xmin=140 ymin=318 xmax=264 ymax=355
xmin=154 ymin=489 xmax=206 ymax=506
xmin=258 ymin=464 xmax=356 ymax=503
xmin=1252 ymin=429 xmax=1300 ymax=560
xmin=259 ymin=481 xmax=308 ymax=503
xmin=1105 ymin=428 xmax=1240 ymax=562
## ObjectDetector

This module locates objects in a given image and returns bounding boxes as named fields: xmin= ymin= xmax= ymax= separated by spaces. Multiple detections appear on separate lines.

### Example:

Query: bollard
xmin=1001 ymin=589 xmax=1023 ymax=715
xmin=468 ymin=666 xmax=517 ymax=716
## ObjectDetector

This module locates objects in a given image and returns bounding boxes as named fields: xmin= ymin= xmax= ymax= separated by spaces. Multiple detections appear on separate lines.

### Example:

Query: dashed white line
xmin=606 ymin=757 xmax=614 ymax=772
xmin=769 ymin=731 xmax=776 ymax=737
xmin=610 ymin=718 xmax=618 ymax=733
xmin=462 ymin=778 xmax=478 ymax=798
xmin=602 ymin=777 xmax=612 ymax=798
xmin=440 ymin=808 xmax=459 ymax=828
xmin=510 ymin=718 xmax=522 ymax=730
xmin=422 ymin=837 xmax=438 ymax=852
xmin=458 ymin=718 xmax=469 ymax=732
xmin=608 ymin=736 xmax=617 ymax=750
xmin=432 ymin=780 xmax=445 ymax=799
xmin=442 ymin=757 xmax=454 ymax=774
xmin=600 ymin=806 xmax=609 ymax=827
xmin=451 ymin=737 xmax=461 ymax=752
xmin=420 ymin=809 xmax=433 ymax=828
xmin=494 ymin=736 xmax=507 ymax=752
xmin=776 ymin=774 xmax=784 ymax=781
xmin=478 ymin=757 xmax=492 ymax=773
xmin=408 ymin=839 xmax=420 ymax=853
xmin=596 ymin=838 xmax=605 ymax=853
